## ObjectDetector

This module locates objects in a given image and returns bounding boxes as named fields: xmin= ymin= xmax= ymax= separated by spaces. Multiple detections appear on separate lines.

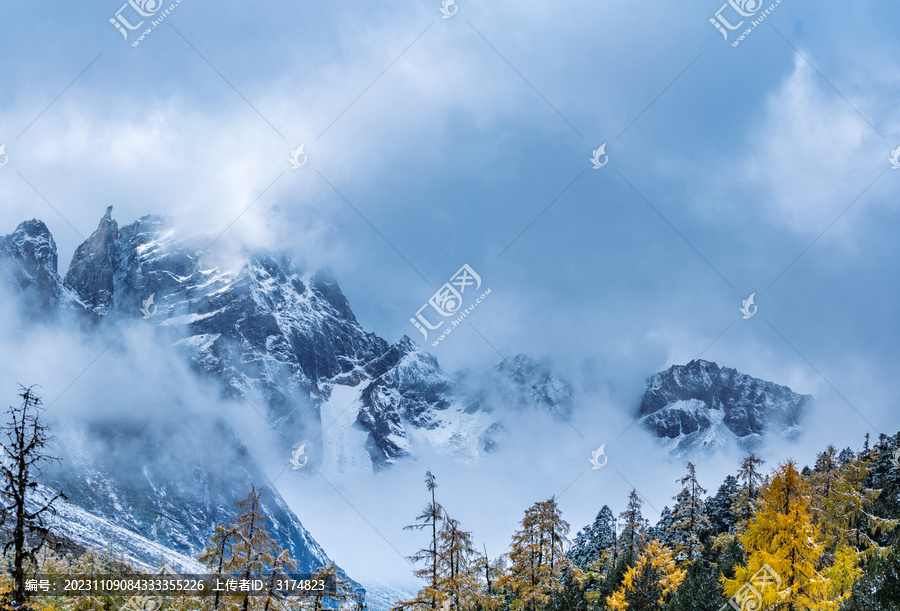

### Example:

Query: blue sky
xmin=1 ymin=0 xmax=899 ymax=587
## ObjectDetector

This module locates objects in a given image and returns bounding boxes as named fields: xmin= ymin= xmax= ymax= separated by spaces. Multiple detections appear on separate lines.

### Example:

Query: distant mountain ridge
xmin=639 ymin=359 xmax=811 ymax=455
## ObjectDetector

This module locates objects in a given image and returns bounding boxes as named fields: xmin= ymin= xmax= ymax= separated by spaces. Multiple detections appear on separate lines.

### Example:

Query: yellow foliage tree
xmin=497 ymin=498 xmax=579 ymax=611
xmin=724 ymin=460 xmax=830 ymax=610
xmin=606 ymin=539 xmax=685 ymax=611
xmin=822 ymin=544 xmax=861 ymax=610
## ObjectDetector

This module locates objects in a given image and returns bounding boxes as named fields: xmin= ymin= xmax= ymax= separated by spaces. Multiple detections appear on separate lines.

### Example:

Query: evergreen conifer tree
xmin=668 ymin=462 xmax=710 ymax=562
xmin=569 ymin=506 xmax=615 ymax=570
xmin=617 ymin=491 xmax=648 ymax=567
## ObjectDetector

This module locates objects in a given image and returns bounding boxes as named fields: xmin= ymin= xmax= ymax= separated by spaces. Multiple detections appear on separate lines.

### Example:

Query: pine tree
xmin=732 ymin=453 xmax=765 ymax=530
xmin=66 ymin=546 xmax=133 ymax=611
xmin=873 ymin=545 xmax=900 ymax=609
xmin=232 ymin=487 xmax=278 ymax=611
xmin=617 ymin=491 xmax=648 ymax=566
xmin=667 ymin=561 xmax=727 ymax=611
xmin=706 ymin=475 xmax=739 ymax=536
xmin=865 ymin=432 xmax=900 ymax=524
xmin=811 ymin=445 xmax=840 ymax=518
xmin=841 ymin=548 xmax=899 ymax=611
xmin=260 ymin=548 xmax=297 ymax=611
xmin=581 ymin=551 xmax=626 ymax=611
xmin=310 ymin=562 xmax=351 ymax=611
xmin=440 ymin=516 xmax=481 ymax=610
xmin=569 ymin=506 xmax=615 ymax=570
xmin=499 ymin=498 xmax=579 ymax=611
xmin=545 ymin=569 xmax=587 ymax=611
xmin=606 ymin=539 xmax=685 ymax=611
xmin=0 ymin=387 xmax=66 ymax=610
xmin=712 ymin=453 xmax=767 ymax=576
xmin=837 ymin=447 xmax=855 ymax=465
xmin=723 ymin=460 xmax=829 ymax=611
xmin=668 ymin=462 xmax=710 ymax=563
xmin=199 ymin=524 xmax=239 ymax=611
xmin=198 ymin=487 xmax=289 ymax=611
xmin=473 ymin=552 xmax=506 ymax=611
xmin=649 ymin=506 xmax=675 ymax=547
xmin=822 ymin=544 xmax=861 ymax=608
xmin=398 ymin=471 xmax=444 ymax=611
xmin=826 ymin=449 xmax=895 ymax=558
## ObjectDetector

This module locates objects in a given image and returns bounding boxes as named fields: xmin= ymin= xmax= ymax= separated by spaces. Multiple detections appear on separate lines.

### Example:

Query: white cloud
xmin=740 ymin=55 xmax=887 ymax=238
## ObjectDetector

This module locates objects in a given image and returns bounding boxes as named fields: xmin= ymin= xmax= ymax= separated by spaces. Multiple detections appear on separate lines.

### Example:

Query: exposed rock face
xmin=65 ymin=206 xmax=119 ymax=315
xmin=0 ymin=219 xmax=83 ymax=315
xmin=639 ymin=359 xmax=811 ymax=455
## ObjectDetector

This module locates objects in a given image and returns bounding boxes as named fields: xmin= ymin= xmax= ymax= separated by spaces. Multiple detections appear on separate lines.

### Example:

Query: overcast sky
xmin=1 ymin=0 xmax=899 ymax=590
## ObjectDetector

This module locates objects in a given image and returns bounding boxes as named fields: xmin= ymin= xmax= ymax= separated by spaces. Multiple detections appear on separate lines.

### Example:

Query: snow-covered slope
xmin=28 ymin=484 xmax=204 ymax=573
xmin=638 ymin=359 xmax=811 ymax=455
xmin=360 ymin=582 xmax=416 ymax=611
xmin=41 ymin=417 xmax=338 ymax=578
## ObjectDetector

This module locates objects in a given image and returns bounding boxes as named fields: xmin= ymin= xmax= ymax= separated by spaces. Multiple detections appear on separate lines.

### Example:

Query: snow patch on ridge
xmin=320 ymin=382 xmax=376 ymax=476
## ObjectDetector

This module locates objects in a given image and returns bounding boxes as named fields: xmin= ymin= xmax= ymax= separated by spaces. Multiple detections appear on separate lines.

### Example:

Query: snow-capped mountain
xmin=0 ymin=209 xmax=583 ymax=599
xmin=0 ymin=211 xmax=355 ymax=589
xmin=638 ymin=359 xmax=811 ymax=455
xmin=58 ymin=208 xmax=504 ymax=471
xmin=0 ymin=219 xmax=84 ymax=316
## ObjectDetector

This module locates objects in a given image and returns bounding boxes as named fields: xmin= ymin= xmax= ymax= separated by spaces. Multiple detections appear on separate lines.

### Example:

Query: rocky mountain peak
xmin=0 ymin=219 xmax=83 ymax=315
xmin=4 ymin=219 xmax=58 ymax=272
xmin=639 ymin=360 xmax=811 ymax=455
xmin=64 ymin=207 xmax=120 ymax=314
